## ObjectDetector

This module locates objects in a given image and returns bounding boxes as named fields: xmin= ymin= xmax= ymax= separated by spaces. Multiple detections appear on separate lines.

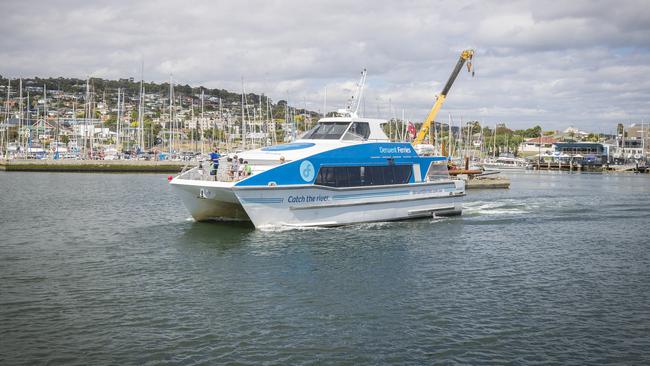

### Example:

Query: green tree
xmin=203 ymin=128 xmax=213 ymax=140
xmin=104 ymin=115 xmax=116 ymax=131
xmin=188 ymin=128 xmax=202 ymax=141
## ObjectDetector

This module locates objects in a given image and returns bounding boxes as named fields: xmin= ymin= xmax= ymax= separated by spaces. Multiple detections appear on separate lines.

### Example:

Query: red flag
xmin=407 ymin=121 xmax=417 ymax=140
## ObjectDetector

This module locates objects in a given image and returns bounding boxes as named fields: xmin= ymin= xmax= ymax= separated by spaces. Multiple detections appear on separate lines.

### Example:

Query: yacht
xmin=170 ymin=115 xmax=465 ymax=229
xmin=482 ymin=154 xmax=529 ymax=171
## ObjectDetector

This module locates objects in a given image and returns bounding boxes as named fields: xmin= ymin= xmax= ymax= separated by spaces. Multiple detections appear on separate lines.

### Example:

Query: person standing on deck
xmin=237 ymin=157 xmax=245 ymax=179
xmin=209 ymin=148 xmax=221 ymax=180
xmin=231 ymin=155 xmax=240 ymax=180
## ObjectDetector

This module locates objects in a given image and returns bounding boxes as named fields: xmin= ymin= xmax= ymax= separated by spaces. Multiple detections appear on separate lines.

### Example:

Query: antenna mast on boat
xmin=323 ymin=87 xmax=327 ymax=118
xmin=343 ymin=68 xmax=367 ymax=118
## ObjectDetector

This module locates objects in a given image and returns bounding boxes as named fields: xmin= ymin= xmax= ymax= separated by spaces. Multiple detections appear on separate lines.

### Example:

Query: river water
xmin=1 ymin=171 xmax=649 ymax=364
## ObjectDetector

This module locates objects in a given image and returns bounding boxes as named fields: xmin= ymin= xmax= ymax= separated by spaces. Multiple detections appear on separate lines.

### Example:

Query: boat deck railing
xmin=177 ymin=160 xmax=258 ymax=183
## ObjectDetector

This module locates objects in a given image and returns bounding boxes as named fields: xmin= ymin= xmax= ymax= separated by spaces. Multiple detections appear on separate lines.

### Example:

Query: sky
xmin=1 ymin=0 xmax=649 ymax=132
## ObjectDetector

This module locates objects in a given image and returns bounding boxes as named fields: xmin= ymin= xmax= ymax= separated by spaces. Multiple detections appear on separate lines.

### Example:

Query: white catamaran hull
xmin=171 ymin=179 xmax=464 ymax=228
xmin=171 ymin=180 xmax=250 ymax=222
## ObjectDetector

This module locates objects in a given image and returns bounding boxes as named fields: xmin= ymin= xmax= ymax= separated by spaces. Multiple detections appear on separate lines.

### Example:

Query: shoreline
xmin=0 ymin=159 xmax=188 ymax=173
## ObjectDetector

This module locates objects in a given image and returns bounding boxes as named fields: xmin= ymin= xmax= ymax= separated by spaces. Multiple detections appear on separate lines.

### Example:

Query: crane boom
xmin=413 ymin=49 xmax=474 ymax=145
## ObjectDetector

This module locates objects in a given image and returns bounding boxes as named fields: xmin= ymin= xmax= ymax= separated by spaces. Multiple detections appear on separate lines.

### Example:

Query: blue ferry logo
xmin=300 ymin=160 xmax=315 ymax=182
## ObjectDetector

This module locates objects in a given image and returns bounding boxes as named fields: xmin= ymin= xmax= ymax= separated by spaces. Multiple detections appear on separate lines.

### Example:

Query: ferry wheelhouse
xmin=170 ymin=116 xmax=465 ymax=229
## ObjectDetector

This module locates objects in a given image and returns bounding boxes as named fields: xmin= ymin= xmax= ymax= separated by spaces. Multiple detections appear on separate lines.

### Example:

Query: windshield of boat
xmin=342 ymin=122 xmax=370 ymax=141
xmin=302 ymin=122 xmax=351 ymax=140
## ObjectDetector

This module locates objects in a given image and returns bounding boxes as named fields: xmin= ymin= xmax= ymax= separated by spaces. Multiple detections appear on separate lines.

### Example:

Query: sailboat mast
xmin=168 ymin=75 xmax=173 ymax=155
xmin=18 ymin=78 xmax=23 ymax=154
xmin=190 ymin=94 xmax=194 ymax=152
xmin=241 ymin=78 xmax=246 ymax=150
xmin=139 ymin=62 xmax=144 ymax=151
xmin=141 ymin=86 xmax=146 ymax=150
xmin=116 ymin=88 xmax=121 ymax=151
xmin=200 ymin=89 xmax=204 ymax=154
xmin=90 ymin=81 xmax=95 ymax=157
xmin=268 ymin=97 xmax=275 ymax=145
xmin=642 ymin=120 xmax=645 ymax=158
xmin=217 ymin=97 xmax=221 ymax=147
xmin=448 ymin=114 xmax=452 ymax=159
xmin=257 ymin=94 xmax=266 ymax=145
xmin=465 ymin=122 xmax=472 ymax=157
xmin=122 ymin=88 xmax=125 ymax=151
xmin=26 ymin=91 xmax=30 ymax=154
xmin=400 ymin=108 xmax=406 ymax=142
xmin=1 ymin=80 xmax=8 ymax=157
xmin=493 ymin=123 xmax=497 ymax=158
xmin=83 ymin=78 xmax=89 ymax=158
xmin=43 ymin=84 xmax=47 ymax=157
xmin=433 ymin=118 xmax=438 ymax=153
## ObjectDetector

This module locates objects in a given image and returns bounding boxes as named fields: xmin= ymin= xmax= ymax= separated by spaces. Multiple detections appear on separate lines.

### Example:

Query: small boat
xmin=482 ymin=154 xmax=529 ymax=171
xmin=170 ymin=115 xmax=465 ymax=229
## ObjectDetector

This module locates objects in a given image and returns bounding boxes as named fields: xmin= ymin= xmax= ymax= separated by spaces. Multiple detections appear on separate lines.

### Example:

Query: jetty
xmin=466 ymin=175 xmax=511 ymax=189
xmin=0 ymin=159 xmax=186 ymax=173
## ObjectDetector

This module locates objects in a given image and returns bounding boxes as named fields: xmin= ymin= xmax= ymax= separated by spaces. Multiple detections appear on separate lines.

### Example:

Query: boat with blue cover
xmin=170 ymin=115 xmax=465 ymax=228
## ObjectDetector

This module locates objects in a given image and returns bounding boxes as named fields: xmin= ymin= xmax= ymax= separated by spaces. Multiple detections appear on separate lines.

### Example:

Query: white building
xmin=518 ymin=136 xmax=558 ymax=153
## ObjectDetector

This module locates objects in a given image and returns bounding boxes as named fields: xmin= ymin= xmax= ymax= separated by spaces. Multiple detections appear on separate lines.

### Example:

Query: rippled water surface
xmin=1 ymin=171 xmax=650 ymax=364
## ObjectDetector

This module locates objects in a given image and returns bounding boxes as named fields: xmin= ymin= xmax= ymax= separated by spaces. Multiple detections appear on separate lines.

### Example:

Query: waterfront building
xmin=606 ymin=122 xmax=649 ymax=162
xmin=519 ymin=136 xmax=558 ymax=153
xmin=554 ymin=142 xmax=607 ymax=165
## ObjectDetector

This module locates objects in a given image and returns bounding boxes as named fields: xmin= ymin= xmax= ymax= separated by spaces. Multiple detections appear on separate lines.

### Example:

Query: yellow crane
xmin=413 ymin=49 xmax=474 ymax=146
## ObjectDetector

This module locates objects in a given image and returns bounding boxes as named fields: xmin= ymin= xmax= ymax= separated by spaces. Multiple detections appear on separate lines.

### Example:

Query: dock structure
xmin=531 ymin=161 xmax=649 ymax=173
xmin=0 ymin=159 xmax=187 ymax=173
xmin=603 ymin=164 xmax=649 ymax=173
xmin=465 ymin=176 xmax=510 ymax=189
xmin=532 ymin=161 xmax=597 ymax=172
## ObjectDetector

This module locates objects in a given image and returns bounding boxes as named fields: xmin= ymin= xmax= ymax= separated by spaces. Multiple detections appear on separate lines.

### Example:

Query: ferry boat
xmin=170 ymin=116 xmax=465 ymax=229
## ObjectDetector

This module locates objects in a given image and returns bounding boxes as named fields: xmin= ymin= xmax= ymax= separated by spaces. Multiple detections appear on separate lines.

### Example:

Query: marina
xmin=0 ymin=159 xmax=186 ymax=172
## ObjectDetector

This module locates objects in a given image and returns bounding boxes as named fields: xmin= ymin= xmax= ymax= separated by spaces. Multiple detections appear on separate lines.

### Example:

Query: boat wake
xmin=463 ymin=200 xmax=530 ymax=216
xmin=257 ymin=225 xmax=332 ymax=233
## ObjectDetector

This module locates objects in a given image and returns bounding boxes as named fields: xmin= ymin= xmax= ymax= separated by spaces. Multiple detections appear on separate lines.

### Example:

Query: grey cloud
xmin=1 ymin=0 xmax=649 ymax=131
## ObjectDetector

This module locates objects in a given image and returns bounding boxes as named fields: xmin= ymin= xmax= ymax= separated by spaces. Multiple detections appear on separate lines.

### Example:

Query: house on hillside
xmin=562 ymin=126 xmax=589 ymax=140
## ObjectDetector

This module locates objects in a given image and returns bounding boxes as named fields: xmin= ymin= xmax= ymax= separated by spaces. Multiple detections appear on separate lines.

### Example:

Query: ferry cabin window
xmin=302 ymin=122 xmax=350 ymax=140
xmin=315 ymin=165 xmax=412 ymax=187
xmin=426 ymin=161 xmax=450 ymax=180
xmin=342 ymin=122 xmax=371 ymax=141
